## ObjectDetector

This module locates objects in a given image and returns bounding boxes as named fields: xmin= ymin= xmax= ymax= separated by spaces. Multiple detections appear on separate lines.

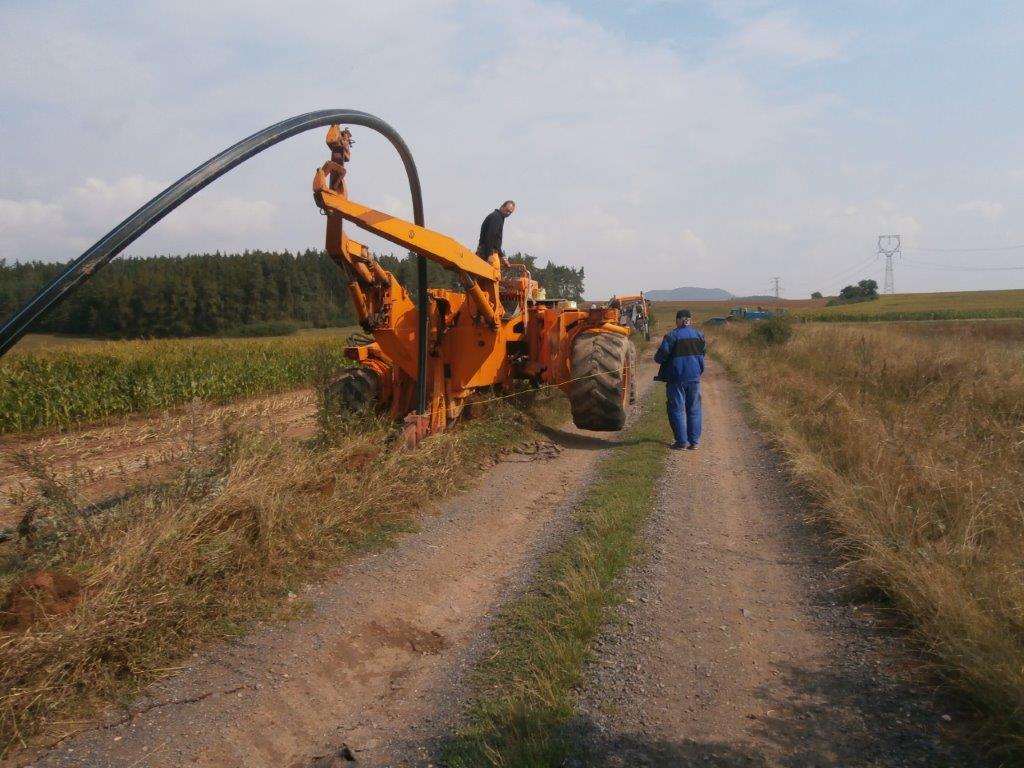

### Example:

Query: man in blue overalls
xmin=654 ymin=309 xmax=706 ymax=450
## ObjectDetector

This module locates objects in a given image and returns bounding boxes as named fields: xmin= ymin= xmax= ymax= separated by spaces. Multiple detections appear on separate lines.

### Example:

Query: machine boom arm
xmin=316 ymin=187 xmax=497 ymax=282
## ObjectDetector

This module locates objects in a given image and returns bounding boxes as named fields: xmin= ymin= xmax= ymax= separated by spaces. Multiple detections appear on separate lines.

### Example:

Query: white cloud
xmin=957 ymin=199 xmax=1004 ymax=220
xmin=0 ymin=176 xmax=276 ymax=262
xmin=718 ymin=9 xmax=844 ymax=67
xmin=0 ymin=199 xmax=62 ymax=231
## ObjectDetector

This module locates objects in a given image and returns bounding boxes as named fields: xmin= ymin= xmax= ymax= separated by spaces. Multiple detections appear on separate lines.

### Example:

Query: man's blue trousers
xmin=666 ymin=379 xmax=701 ymax=446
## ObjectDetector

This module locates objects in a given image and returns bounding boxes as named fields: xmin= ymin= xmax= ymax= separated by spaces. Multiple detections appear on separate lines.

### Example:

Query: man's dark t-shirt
xmin=476 ymin=209 xmax=504 ymax=258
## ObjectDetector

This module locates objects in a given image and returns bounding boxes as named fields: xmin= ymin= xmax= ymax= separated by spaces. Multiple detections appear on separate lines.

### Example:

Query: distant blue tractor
xmin=728 ymin=307 xmax=781 ymax=321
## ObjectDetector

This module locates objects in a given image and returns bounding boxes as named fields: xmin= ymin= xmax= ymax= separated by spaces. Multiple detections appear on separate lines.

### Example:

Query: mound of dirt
xmin=0 ymin=570 xmax=81 ymax=632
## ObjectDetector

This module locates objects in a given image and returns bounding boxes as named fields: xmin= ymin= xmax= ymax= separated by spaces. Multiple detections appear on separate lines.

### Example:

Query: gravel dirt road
xmin=570 ymin=361 xmax=987 ymax=767
xmin=10 ymin=369 xmax=658 ymax=768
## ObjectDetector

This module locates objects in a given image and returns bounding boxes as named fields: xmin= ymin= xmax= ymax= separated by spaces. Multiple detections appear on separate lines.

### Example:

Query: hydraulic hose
xmin=0 ymin=109 xmax=431 ymax=415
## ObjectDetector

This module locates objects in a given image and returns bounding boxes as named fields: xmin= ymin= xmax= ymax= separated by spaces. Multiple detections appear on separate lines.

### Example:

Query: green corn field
xmin=0 ymin=336 xmax=352 ymax=434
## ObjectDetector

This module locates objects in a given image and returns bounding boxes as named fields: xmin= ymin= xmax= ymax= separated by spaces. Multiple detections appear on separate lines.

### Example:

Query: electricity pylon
xmin=878 ymin=235 xmax=900 ymax=295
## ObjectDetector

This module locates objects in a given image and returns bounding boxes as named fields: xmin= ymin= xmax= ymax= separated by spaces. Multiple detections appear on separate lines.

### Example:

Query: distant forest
xmin=0 ymin=250 xmax=585 ymax=339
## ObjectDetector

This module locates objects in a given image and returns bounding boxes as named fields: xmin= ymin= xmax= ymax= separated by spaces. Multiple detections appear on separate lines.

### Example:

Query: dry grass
xmin=882 ymin=317 xmax=1024 ymax=345
xmin=0 ymin=388 xmax=564 ymax=756
xmin=713 ymin=320 xmax=1024 ymax=749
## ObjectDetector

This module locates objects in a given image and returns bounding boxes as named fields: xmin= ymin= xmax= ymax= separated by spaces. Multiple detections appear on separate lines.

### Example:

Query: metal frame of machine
xmin=608 ymin=293 xmax=652 ymax=341
xmin=312 ymin=125 xmax=637 ymax=443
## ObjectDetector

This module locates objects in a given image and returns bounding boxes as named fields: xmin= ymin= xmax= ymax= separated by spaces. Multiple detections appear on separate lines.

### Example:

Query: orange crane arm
xmin=314 ymin=181 xmax=498 ymax=283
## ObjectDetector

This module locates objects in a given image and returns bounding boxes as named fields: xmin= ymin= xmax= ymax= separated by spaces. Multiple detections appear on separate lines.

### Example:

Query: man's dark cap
xmin=676 ymin=309 xmax=691 ymax=319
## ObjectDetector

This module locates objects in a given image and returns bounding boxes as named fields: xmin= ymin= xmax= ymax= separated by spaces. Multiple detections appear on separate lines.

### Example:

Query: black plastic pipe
xmin=0 ymin=109 xmax=431 ymax=415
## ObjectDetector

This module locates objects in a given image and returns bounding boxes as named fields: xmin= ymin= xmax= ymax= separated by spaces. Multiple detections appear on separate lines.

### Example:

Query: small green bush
xmin=825 ymin=295 xmax=879 ymax=308
xmin=749 ymin=316 xmax=792 ymax=345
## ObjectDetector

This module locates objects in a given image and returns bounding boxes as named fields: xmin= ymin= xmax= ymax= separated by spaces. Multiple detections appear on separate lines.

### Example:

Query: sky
xmin=1 ymin=0 xmax=1023 ymax=298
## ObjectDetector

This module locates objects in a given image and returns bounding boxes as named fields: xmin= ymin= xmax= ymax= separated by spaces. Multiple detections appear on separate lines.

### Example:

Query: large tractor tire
xmin=569 ymin=331 xmax=636 ymax=431
xmin=324 ymin=366 xmax=380 ymax=413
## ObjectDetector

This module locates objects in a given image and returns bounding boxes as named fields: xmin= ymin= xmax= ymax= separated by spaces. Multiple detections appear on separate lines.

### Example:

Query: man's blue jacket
xmin=654 ymin=325 xmax=706 ymax=382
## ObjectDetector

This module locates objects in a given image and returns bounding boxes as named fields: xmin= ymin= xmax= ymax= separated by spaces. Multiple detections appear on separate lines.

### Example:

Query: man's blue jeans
xmin=666 ymin=379 xmax=701 ymax=446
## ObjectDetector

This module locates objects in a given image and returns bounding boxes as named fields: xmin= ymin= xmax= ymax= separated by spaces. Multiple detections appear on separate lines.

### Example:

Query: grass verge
xmin=712 ymin=321 xmax=1024 ymax=757
xmin=0 ymin=388 xmax=567 ymax=757
xmin=443 ymin=388 xmax=671 ymax=766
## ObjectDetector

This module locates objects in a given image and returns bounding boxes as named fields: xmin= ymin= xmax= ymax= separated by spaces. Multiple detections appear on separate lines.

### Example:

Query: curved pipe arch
xmin=0 ymin=109 xmax=431 ymax=413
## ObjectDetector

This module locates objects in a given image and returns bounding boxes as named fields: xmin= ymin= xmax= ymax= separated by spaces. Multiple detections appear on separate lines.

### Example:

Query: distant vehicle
xmin=703 ymin=317 xmax=728 ymax=327
xmin=728 ymin=307 xmax=767 ymax=321
xmin=727 ymin=307 xmax=781 ymax=321
xmin=608 ymin=293 xmax=651 ymax=341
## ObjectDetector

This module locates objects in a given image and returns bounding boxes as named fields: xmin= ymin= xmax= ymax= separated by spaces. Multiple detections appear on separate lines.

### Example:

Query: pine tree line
xmin=0 ymin=250 xmax=586 ymax=339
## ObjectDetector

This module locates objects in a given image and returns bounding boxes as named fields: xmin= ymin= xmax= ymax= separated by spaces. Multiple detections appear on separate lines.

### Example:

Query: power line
xmin=771 ymin=276 xmax=781 ymax=299
xmin=818 ymin=255 xmax=878 ymax=287
xmin=903 ymin=258 xmax=1024 ymax=271
xmin=905 ymin=243 xmax=1024 ymax=253
xmin=789 ymin=254 xmax=878 ymax=292
xmin=780 ymin=237 xmax=1024 ymax=297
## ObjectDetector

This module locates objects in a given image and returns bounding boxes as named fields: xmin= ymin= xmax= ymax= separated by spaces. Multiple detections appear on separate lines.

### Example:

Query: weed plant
xmin=748 ymin=316 xmax=793 ymax=345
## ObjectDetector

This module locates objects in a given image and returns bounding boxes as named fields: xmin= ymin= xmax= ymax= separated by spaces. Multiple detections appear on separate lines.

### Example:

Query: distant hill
xmin=645 ymin=287 xmax=734 ymax=301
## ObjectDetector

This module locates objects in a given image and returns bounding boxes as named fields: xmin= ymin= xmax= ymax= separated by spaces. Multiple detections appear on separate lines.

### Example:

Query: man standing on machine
xmin=476 ymin=200 xmax=515 ymax=268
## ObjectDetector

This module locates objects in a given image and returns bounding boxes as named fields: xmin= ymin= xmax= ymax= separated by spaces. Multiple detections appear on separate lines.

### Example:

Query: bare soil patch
xmin=0 ymin=570 xmax=82 ymax=632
